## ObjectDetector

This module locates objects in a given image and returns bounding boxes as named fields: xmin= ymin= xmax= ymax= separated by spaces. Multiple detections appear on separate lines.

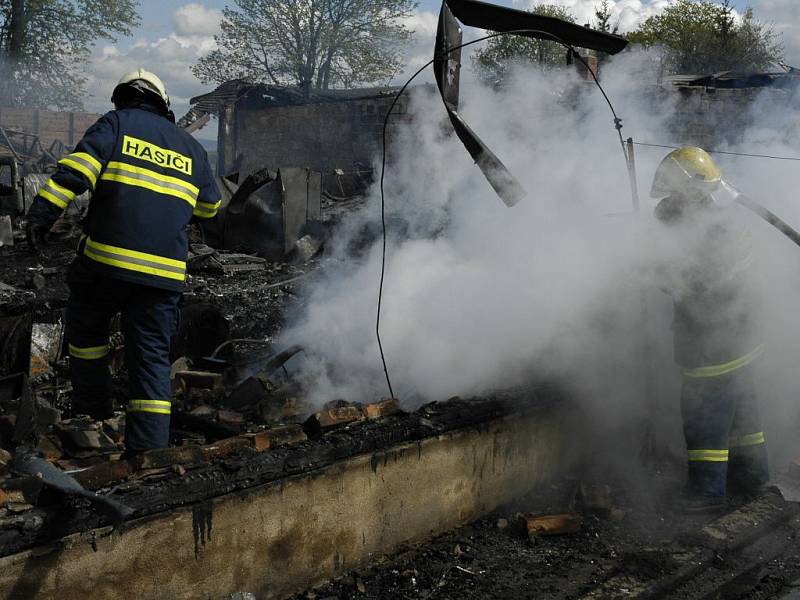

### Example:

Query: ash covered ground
xmin=292 ymin=467 xmax=800 ymax=600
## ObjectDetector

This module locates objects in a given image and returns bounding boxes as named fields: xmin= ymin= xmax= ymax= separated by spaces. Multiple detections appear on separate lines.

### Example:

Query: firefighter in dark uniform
xmin=652 ymin=147 xmax=769 ymax=510
xmin=26 ymin=69 xmax=221 ymax=455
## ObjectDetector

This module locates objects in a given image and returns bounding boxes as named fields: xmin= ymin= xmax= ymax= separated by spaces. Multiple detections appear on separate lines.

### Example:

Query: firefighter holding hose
xmin=652 ymin=147 xmax=769 ymax=511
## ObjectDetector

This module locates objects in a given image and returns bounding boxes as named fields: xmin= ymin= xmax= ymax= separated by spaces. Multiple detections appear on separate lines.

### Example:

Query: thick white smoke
xmin=280 ymin=46 xmax=800 ymax=465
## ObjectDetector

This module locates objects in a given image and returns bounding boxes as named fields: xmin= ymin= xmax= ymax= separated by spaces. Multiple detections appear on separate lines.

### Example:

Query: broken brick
xmin=129 ymin=445 xmax=205 ymax=471
xmin=246 ymin=425 xmax=307 ymax=451
xmin=363 ymin=398 xmax=400 ymax=419
xmin=303 ymin=406 xmax=364 ymax=438
xmin=175 ymin=371 xmax=224 ymax=392
xmin=73 ymin=460 xmax=130 ymax=491
xmin=1 ymin=491 xmax=27 ymax=507
xmin=0 ymin=447 xmax=11 ymax=467
xmin=202 ymin=436 xmax=251 ymax=460
xmin=518 ymin=513 xmax=581 ymax=537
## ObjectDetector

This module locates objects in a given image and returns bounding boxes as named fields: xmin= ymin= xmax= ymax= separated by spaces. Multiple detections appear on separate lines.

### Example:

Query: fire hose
xmin=736 ymin=195 xmax=800 ymax=248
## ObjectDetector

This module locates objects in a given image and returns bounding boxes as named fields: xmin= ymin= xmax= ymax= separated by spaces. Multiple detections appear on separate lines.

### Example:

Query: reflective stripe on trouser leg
xmin=728 ymin=371 xmax=770 ymax=491
xmin=65 ymin=264 xmax=117 ymax=420
xmin=681 ymin=375 xmax=737 ymax=499
xmin=122 ymin=287 xmax=181 ymax=452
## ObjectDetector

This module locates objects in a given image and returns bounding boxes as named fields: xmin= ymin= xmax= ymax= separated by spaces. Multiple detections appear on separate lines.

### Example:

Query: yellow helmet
xmin=650 ymin=146 xmax=722 ymax=198
xmin=111 ymin=68 xmax=170 ymax=108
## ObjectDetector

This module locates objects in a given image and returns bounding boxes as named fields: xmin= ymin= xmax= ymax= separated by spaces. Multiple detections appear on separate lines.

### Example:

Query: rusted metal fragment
xmin=72 ymin=460 xmax=130 ymax=491
xmin=130 ymin=445 xmax=205 ymax=471
xmin=303 ymin=405 xmax=365 ymax=438
xmin=245 ymin=425 xmax=307 ymax=452
xmin=518 ymin=513 xmax=581 ymax=536
xmin=363 ymin=399 xmax=400 ymax=420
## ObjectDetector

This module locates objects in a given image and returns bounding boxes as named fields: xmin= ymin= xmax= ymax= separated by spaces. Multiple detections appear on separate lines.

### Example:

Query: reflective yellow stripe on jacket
xmin=83 ymin=237 xmax=186 ymax=282
xmin=59 ymin=152 xmax=103 ymax=188
xmin=39 ymin=178 xmax=77 ymax=210
xmin=127 ymin=399 xmax=171 ymax=416
xmin=682 ymin=345 xmax=765 ymax=379
xmin=687 ymin=449 xmax=729 ymax=462
xmin=100 ymin=161 xmax=199 ymax=207
xmin=194 ymin=199 xmax=221 ymax=219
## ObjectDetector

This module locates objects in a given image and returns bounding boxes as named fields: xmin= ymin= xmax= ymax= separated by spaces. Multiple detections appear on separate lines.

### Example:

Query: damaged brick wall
xmin=218 ymin=93 xmax=416 ymax=178
xmin=0 ymin=108 xmax=101 ymax=156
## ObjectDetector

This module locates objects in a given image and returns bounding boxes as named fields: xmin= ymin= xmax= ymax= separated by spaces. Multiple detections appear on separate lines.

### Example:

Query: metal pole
xmin=626 ymin=137 xmax=640 ymax=213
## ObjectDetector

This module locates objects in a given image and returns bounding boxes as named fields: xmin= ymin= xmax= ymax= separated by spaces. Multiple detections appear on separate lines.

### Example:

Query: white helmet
xmin=112 ymin=68 xmax=170 ymax=108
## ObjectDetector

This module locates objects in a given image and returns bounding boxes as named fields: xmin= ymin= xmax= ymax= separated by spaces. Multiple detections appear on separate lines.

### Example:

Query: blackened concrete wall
xmin=218 ymin=93 xmax=415 ymax=178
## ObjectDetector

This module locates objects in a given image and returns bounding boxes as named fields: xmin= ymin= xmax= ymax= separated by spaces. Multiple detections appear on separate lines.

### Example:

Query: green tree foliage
xmin=628 ymin=0 xmax=783 ymax=74
xmin=193 ymin=0 xmax=417 ymax=90
xmin=0 ymin=0 xmax=140 ymax=110
xmin=472 ymin=4 xmax=576 ymax=84
xmin=594 ymin=0 xmax=618 ymax=34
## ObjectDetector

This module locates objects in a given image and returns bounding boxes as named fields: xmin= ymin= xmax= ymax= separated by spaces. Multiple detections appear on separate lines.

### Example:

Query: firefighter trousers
xmin=65 ymin=258 xmax=180 ymax=453
xmin=681 ymin=366 xmax=769 ymax=499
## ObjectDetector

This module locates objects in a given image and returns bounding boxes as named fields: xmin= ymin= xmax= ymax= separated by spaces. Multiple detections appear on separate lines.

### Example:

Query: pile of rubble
xmin=0 ymin=155 xmax=382 ymax=556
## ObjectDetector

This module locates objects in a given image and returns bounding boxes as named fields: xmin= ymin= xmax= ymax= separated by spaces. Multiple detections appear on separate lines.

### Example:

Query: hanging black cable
xmin=632 ymin=141 xmax=800 ymax=162
xmin=377 ymin=31 xmax=628 ymax=399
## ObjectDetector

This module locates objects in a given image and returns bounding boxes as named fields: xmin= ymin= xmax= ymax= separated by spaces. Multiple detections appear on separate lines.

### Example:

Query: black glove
xmin=25 ymin=222 xmax=49 ymax=253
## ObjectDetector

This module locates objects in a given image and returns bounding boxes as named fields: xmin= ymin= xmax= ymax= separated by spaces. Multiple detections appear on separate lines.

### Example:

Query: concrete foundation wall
xmin=0 ymin=408 xmax=576 ymax=600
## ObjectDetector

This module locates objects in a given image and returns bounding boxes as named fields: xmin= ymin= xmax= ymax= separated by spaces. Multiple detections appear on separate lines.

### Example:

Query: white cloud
xmin=514 ymin=0 xmax=673 ymax=32
xmin=173 ymin=3 xmax=223 ymax=37
xmin=754 ymin=0 xmax=800 ymax=65
xmin=84 ymin=3 xmax=221 ymax=127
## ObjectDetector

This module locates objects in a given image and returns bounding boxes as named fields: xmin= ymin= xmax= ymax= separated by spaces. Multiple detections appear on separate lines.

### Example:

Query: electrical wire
xmin=377 ymin=30 xmax=629 ymax=399
xmin=632 ymin=141 xmax=800 ymax=162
